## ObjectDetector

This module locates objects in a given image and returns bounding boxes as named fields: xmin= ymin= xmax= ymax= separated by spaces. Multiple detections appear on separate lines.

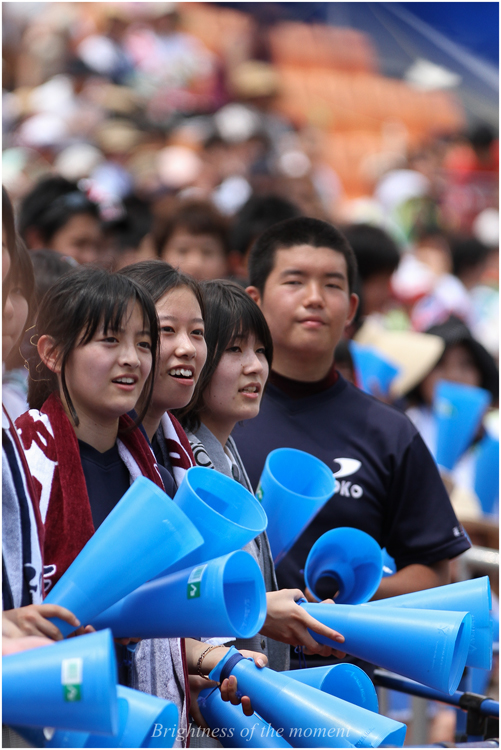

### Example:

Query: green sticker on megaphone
xmin=61 ymin=658 xmax=82 ymax=702
xmin=187 ymin=564 xmax=206 ymax=599
xmin=63 ymin=684 xmax=82 ymax=702
xmin=256 ymin=485 xmax=264 ymax=502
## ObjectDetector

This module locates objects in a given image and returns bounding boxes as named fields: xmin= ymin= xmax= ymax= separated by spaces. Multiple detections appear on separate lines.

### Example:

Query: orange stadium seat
xmin=269 ymin=22 xmax=378 ymax=73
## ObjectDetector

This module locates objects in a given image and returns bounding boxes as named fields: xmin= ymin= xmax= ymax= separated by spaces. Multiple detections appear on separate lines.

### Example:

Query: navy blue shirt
xmin=79 ymin=439 xmax=175 ymax=531
xmin=232 ymin=373 xmax=471 ymax=592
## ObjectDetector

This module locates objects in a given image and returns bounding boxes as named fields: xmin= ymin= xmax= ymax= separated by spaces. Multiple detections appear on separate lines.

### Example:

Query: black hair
xmin=103 ymin=195 xmax=153 ymax=255
xmin=175 ymin=279 xmax=273 ymax=432
xmin=230 ymin=194 xmax=302 ymax=258
xmin=18 ymin=176 xmax=100 ymax=247
xmin=153 ymin=199 xmax=229 ymax=258
xmin=426 ymin=316 xmax=499 ymax=402
xmin=29 ymin=249 xmax=75 ymax=307
xmin=450 ymin=235 xmax=491 ymax=279
xmin=248 ymin=216 xmax=358 ymax=295
xmin=119 ymin=259 xmax=205 ymax=317
xmin=341 ymin=223 xmax=400 ymax=281
xmin=27 ymin=267 xmax=159 ymax=429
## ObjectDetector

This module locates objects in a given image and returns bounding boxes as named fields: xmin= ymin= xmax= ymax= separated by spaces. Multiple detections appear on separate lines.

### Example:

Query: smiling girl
xmin=120 ymin=259 xmax=208 ymax=490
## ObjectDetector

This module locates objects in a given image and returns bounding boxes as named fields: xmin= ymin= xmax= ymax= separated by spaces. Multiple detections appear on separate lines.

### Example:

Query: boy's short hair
xmin=248 ymin=216 xmax=358 ymax=295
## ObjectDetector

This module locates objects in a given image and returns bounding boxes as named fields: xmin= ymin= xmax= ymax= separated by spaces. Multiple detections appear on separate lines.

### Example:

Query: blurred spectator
xmin=342 ymin=223 xmax=401 ymax=319
xmin=152 ymin=197 xmax=229 ymax=280
xmin=450 ymin=235 xmax=493 ymax=292
xmin=228 ymin=193 xmax=302 ymax=282
xmin=18 ymin=176 xmax=104 ymax=265
xmin=75 ymin=7 xmax=136 ymax=85
xmin=124 ymin=3 xmax=218 ymax=122
xmin=3 ymin=248 xmax=75 ymax=420
xmin=2 ymin=238 xmax=36 ymax=421
xmin=404 ymin=315 xmax=499 ymax=521
xmin=102 ymin=194 xmax=156 ymax=270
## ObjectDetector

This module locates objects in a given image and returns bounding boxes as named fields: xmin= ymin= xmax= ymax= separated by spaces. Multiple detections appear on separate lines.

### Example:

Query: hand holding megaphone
xmin=3 ymin=604 xmax=81 ymax=641
xmin=189 ymin=642 xmax=269 ymax=733
xmin=261 ymin=589 xmax=346 ymax=657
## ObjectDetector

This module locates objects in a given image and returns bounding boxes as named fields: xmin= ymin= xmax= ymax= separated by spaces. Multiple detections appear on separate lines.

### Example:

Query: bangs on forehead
xmin=227 ymin=304 xmax=268 ymax=347
xmin=78 ymin=290 xmax=149 ymax=345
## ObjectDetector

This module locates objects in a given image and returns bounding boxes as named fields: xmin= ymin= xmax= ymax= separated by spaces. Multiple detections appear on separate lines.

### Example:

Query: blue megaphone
xmin=299 ymin=600 xmax=472 ymax=694
xmin=433 ymin=380 xmax=491 ymax=471
xmin=90 ymin=550 xmax=267 ymax=640
xmin=256 ymin=448 xmax=335 ymax=565
xmin=3 ymin=630 xmax=118 ymax=734
xmin=365 ymin=576 xmax=493 ymax=671
xmin=44 ymin=477 xmax=204 ymax=636
xmin=15 ymin=685 xmax=179 ymax=748
xmin=208 ymin=648 xmax=406 ymax=748
xmin=474 ymin=431 xmax=499 ymax=516
xmin=164 ymin=467 xmax=268 ymax=575
xmin=282 ymin=663 xmax=379 ymax=712
xmin=349 ymin=341 xmax=400 ymax=397
xmin=304 ymin=527 xmax=383 ymax=603
xmin=198 ymin=688 xmax=291 ymax=748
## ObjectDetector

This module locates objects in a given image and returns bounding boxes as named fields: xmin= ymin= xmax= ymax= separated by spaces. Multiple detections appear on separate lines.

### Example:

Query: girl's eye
xmin=192 ymin=329 xmax=205 ymax=337
xmin=103 ymin=336 xmax=118 ymax=344
xmin=161 ymin=326 xmax=175 ymax=334
xmin=139 ymin=341 xmax=152 ymax=351
xmin=226 ymin=345 xmax=241 ymax=353
xmin=256 ymin=347 xmax=267 ymax=355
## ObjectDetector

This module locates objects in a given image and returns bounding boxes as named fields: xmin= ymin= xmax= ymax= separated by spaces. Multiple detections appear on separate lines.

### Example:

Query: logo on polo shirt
xmin=332 ymin=458 xmax=363 ymax=498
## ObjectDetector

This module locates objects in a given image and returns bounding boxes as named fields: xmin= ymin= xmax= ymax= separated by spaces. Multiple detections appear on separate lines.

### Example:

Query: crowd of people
xmin=2 ymin=2 xmax=499 ymax=747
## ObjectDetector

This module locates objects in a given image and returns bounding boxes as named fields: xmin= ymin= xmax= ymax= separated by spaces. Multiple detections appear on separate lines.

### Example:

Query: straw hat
xmin=354 ymin=319 xmax=445 ymax=398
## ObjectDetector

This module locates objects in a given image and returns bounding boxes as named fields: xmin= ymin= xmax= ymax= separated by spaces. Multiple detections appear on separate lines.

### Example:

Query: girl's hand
xmin=261 ymin=589 xmax=346 ymax=657
xmin=219 ymin=649 xmax=267 ymax=716
xmin=2 ymin=604 xmax=80 ymax=641
xmin=189 ymin=646 xmax=268 ymax=728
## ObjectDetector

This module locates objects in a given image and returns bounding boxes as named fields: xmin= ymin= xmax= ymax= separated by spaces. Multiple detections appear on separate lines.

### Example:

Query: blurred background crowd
xmin=2 ymin=2 xmax=499 ymax=742
xmin=3 ymin=0 xmax=499 ymax=523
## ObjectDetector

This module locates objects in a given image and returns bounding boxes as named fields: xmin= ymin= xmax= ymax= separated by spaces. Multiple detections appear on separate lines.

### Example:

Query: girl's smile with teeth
xmin=169 ymin=367 xmax=194 ymax=379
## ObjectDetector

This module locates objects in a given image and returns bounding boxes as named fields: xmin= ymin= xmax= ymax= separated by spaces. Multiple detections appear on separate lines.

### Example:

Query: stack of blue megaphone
xmin=202 ymin=646 xmax=408 ymax=748
xmin=300 ymin=526 xmax=493 ymax=683
xmin=44 ymin=470 xmax=269 ymax=641
xmin=3 ymin=629 xmax=180 ymax=748
xmin=5 ymin=469 xmax=272 ymax=747
xmin=198 ymin=661 xmax=382 ymax=748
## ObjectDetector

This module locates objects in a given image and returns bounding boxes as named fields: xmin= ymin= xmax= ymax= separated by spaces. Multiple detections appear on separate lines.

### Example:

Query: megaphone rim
xmin=263 ymin=448 xmax=335 ymax=502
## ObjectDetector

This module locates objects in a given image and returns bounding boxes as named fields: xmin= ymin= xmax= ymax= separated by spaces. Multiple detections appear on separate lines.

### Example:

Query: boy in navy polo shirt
xmin=232 ymin=217 xmax=471 ymax=602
